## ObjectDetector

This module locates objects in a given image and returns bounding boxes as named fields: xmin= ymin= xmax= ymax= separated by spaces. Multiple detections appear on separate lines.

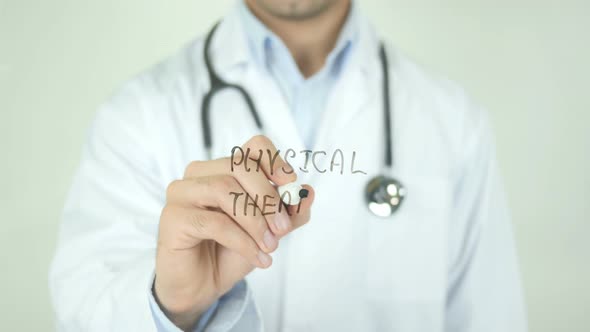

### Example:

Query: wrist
xmin=153 ymin=277 xmax=212 ymax=330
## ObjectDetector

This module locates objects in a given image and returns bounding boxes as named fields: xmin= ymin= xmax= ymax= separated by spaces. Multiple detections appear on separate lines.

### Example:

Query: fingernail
xmin=257 ymin=251 xmax=272 ymax=267
xmin=299 ymin=189 xmax=309 ymax=198
xmin=278 ymin=182 xmax=303 ymax=205
xmin=274 ymin=210 xmax=291 ymax=232
xmin=263 ymin=229 xmax=278 ymax=251
xmin=281 ymin=165 xmax=295 ymax=177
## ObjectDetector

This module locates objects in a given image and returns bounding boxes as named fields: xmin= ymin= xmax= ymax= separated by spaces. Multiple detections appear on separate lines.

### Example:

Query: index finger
xmin=232 ymin=135 xmax=297 ymax=186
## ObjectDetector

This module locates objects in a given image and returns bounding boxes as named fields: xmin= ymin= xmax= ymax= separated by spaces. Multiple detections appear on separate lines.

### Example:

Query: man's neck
xmin=245 ymin=0 xmax=351 ymax=78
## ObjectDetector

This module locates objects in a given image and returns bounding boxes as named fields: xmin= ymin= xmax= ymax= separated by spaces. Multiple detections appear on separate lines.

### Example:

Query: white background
xmin=1 ymin=0 xmax=588 ymax=330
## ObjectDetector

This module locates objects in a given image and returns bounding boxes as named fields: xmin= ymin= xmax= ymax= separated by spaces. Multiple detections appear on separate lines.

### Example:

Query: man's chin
xmin=252 ymin=0 xmax=339 ymax=21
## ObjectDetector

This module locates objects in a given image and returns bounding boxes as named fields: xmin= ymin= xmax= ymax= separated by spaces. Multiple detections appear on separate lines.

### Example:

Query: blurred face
xmin=251 ymin=0 xmax=342 ymax=20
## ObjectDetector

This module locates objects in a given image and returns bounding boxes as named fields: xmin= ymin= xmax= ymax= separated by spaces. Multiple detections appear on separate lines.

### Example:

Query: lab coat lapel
xmin=247 ymin=66 xmax=306 ymax=153
xmin=310 ymin=15 xmax=382 ymax=177
xmin=197 ymin=5 xmax=304 ymax=156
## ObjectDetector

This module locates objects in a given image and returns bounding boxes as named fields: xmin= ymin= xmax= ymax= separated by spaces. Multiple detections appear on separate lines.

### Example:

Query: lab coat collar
xmin=209 ymin=1 xmax=381 ymax=79
xmin=207 ymin=5 xmax=250 ymax=72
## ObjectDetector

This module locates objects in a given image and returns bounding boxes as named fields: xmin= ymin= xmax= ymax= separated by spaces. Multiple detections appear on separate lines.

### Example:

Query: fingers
xmin=183 ymin=135 xmax=296 ymax=186
xmin=170 ymin=206 xmax=272 ymax=269
xmin=183 ymin=151 xmax=294 ymax=237
xmin=240 ymin=135 xmax=297 ymax=186
xmin=177 ymin=135 xmax=315 ymax=251
xmin=166 ymin=177 xmax=279 ymax=254
xmin=228 ymin=160 xmax=293 ymax=237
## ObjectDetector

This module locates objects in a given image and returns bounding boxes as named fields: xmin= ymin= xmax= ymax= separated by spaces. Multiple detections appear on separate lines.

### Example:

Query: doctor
xmin=49 ymin=0 xmax=527 ymax=331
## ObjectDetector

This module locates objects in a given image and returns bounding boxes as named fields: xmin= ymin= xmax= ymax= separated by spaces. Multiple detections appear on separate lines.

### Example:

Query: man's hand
xmin=154 ymin=135 xmax=315 ymax=330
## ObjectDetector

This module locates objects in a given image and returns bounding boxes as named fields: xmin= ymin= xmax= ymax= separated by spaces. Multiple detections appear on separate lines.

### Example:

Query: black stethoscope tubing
xmin=201 ymin=22 xmax=263 ymax=155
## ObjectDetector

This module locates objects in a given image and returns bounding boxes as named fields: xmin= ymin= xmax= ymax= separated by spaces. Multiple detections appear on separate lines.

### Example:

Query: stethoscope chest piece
xmin=365 ymin=175 xmax=406 ymax=217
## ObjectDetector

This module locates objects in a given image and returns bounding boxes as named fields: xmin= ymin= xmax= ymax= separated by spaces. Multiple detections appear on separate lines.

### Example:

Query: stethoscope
xmin=200 ymin=22 xmax=405 ymax=218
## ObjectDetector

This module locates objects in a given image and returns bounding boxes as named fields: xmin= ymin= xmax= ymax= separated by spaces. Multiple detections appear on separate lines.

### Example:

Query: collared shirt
xmin=237 ymin=0 xmax=360 ymax=148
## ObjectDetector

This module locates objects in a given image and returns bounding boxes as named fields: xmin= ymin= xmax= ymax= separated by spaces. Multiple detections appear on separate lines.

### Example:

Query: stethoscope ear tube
xmin=201 ymin=21 xmax=221 ymax=153
xmin=379 ymin=44 xmax=393 ymax=169
xmin=201 ymin=21 xmax=262 ymax=158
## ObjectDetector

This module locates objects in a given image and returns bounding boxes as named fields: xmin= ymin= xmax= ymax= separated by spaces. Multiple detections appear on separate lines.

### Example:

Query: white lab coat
xmin=49 ymin=5 xmax=527 ymax=332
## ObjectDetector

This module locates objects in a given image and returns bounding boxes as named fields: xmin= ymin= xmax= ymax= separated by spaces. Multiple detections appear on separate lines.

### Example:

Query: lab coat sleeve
xmin=149 ymin=279 xmax=261 ymax=332
xmin=445 ymin=106 xmax=527 ymax=332
xmin=149 ymin=283 xmax=220 ymax=332
xmin=49 ymin=80 xmax=261 ymax=331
